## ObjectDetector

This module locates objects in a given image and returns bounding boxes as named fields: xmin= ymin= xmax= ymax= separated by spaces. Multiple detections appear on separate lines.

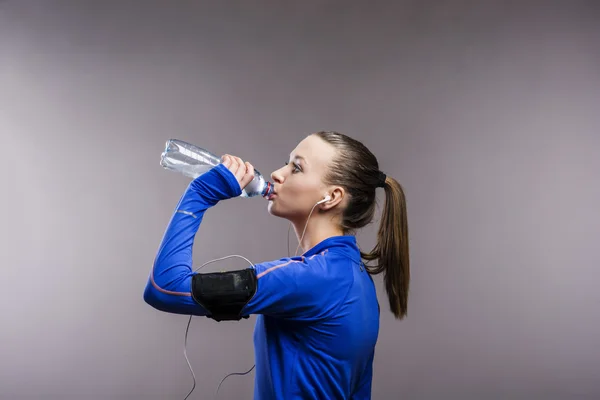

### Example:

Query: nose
xmin=271 ymin=167 xmax=285 ymax=184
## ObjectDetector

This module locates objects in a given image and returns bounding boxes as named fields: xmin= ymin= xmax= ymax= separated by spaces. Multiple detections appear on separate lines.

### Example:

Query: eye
xmin=285 ymin=161 xmax=301 ymax=173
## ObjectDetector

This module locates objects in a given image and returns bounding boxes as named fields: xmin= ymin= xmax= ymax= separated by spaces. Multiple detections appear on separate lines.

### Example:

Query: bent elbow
xmin=142 ymin=277 xmax=190 ymax=315
xmin=143 ymin=279 xmax=162 ymax=310
xmin=142 ymin=270 xmax=203 ymax=316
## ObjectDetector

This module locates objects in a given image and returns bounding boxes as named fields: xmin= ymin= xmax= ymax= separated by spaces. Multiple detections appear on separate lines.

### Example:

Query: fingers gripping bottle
xmin=160 ymin=139 xmax=274 ymax=198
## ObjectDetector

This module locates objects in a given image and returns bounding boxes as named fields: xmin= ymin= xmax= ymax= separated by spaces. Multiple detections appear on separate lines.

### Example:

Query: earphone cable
xmin=183 ymin=196 xmax=324 ymax=399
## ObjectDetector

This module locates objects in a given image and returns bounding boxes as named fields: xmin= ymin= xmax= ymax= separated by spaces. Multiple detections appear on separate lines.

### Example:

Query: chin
xmin=267 ymin=200 xmax=295 ymax=220
xmin=267 ymin=200 xmax=282 ymax=217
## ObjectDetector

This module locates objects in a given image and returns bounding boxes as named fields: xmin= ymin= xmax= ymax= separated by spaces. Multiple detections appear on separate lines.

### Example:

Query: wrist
xmin=189 ymin=164 xmax=242 ymax=201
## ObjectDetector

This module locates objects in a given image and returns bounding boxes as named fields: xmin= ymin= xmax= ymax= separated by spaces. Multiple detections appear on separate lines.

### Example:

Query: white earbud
xmin=316 ymin=194 xmax=331 ymax=205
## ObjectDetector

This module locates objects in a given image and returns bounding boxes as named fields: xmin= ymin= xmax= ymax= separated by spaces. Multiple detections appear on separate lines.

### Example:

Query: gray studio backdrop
xmin=1 ymin=1 xmax=599 ymax=399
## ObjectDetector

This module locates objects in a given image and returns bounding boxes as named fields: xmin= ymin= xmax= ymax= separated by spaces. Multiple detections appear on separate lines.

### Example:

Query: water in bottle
xmin=160 ymin=139 xmax=274 ymax=198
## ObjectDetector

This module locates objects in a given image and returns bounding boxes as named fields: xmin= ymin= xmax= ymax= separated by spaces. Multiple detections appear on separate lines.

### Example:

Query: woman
xmin=144 ymin=131 xmax=410 ymax=399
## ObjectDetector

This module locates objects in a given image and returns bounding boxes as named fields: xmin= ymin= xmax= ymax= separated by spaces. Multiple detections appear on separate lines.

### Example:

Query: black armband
xmin=191 ymin=268 xmax=257 ymax=322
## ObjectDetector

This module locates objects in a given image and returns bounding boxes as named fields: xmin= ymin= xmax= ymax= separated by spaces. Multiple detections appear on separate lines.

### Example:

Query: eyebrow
xmin=289 ymin=154 xmax=307 ymax=163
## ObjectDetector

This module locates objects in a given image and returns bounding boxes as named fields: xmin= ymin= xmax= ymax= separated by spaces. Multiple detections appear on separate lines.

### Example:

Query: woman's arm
xmin=143 ymin=163 xmax=242 ymax=315
xmin=144 ymin=156 xmax=339 ymax=322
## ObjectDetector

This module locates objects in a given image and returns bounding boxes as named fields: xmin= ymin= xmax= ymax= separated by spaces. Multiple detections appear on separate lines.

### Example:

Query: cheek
xmin=287 ymin=184 xmax=322 ymax=210
xmin=271 ymin=175 xmax=324 ymax=215
xmin=266 ymin=192 xmax=304 ymax=217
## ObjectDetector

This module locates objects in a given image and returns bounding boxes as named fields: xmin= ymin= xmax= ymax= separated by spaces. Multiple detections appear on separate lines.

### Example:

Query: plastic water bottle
xmin=160 ymin=139 xmax=274 ymax=198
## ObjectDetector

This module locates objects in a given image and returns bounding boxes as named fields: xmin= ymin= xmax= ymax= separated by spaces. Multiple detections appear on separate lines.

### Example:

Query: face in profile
xmin=268 ymin=134 xmax=337 ymax=223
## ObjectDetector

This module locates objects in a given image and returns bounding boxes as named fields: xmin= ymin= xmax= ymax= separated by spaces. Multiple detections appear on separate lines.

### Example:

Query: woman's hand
xmin=221 ymin=154 xmax=255 ymax=191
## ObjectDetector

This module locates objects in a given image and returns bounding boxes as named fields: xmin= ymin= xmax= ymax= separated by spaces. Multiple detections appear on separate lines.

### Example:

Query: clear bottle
xmin=160 ymin=139 xmax=274 ymax=198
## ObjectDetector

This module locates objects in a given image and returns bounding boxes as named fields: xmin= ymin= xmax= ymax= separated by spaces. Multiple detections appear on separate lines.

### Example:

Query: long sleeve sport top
xmin=144 ymin=163 xmax=380 ymax=399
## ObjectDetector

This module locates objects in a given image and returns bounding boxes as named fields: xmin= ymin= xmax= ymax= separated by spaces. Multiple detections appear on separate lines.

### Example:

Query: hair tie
xmin=376 ymin=171 xmax=387 ymax=188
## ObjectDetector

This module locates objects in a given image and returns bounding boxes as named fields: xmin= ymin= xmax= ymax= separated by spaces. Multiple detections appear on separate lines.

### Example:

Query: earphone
xmin=316 ymin=194 xmax=331 ymax=205
xmin=182 ymin=193 xmax=332 ymax=399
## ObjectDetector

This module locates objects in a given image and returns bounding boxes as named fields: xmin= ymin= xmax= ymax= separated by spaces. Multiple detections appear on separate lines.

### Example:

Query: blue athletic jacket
xmin=144 ymin=163 xmax=380 ymax=399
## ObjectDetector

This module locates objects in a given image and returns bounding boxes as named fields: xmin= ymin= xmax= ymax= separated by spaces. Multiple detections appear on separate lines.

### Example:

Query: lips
xmin=267 ymin=188 xmax=278 ymax=200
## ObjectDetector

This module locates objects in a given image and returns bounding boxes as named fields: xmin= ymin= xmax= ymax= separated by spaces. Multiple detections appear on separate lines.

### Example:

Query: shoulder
xmin=253 ymin=250 xmax=356 ymax=309
xmin=253 ymin=249 xmax=354 ymax=283
xmin=244 ymin=250 xmax=360 ymax=320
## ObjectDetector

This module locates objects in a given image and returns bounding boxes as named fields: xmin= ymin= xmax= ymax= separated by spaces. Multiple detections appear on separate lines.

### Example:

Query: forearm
xmin=143 ymin=164 xmax=241 ymax=315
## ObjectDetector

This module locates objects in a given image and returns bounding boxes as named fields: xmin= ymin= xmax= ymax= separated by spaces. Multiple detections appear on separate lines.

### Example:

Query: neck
xmin=292 ymin=214 xmax=344 ymax=256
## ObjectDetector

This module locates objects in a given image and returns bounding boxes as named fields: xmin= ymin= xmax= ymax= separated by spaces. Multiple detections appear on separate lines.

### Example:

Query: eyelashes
xmin=284 ymin=161 xmax=302 ymax=173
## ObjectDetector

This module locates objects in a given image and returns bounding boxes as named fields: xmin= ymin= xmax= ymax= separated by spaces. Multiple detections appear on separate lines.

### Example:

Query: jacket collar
xmin=302 ymin=235 xmax=362 ymax=263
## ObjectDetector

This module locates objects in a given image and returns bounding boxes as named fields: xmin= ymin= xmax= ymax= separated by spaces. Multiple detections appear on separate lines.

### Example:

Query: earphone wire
xmin=184 ymin=197 xmax=324 ymax=399
xmin=294 ymin=200 xmax=322 ymax=257
xmin=214 ymin=364 xmax=256 ymax=399
xmin=183 ymin=254 xmax=256 ymax=400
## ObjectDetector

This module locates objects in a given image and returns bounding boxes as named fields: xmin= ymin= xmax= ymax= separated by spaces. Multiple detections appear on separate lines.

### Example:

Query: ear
xmin=319 ymin=186 xmax=345 ymax=211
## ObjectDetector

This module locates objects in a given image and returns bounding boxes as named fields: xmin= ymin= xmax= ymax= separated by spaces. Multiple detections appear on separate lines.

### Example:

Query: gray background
xmin=1 ymin=1 xmax=599 ymax=399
